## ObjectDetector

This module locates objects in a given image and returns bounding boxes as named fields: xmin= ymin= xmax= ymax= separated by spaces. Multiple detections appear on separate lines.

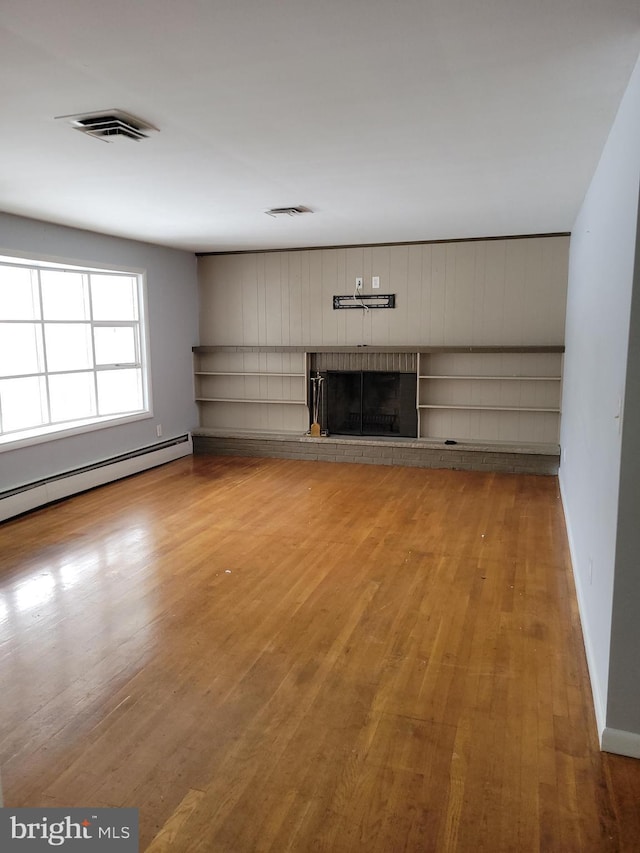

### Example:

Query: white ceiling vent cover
xmin=265 ymin=206 xmax=313 ymax=218
xmin=55 ymin=109 xmax=158 ymax=142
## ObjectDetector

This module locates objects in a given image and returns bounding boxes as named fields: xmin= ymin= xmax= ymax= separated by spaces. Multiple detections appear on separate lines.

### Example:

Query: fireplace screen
xmin=325 ymin=371 xmax=417 ymax=437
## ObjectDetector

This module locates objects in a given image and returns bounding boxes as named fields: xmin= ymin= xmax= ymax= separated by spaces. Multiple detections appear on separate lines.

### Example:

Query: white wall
xmin=607 ymin=191 xmax=640 ymax=749
xmin=0 ymin=213 xmax=199 ymax=494
xmin=560 ymin=55 xmax=640 ymax=748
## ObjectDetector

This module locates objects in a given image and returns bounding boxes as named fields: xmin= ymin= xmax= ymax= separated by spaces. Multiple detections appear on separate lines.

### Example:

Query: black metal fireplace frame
xmin=321 ymin=369 xmax=417 ymax=438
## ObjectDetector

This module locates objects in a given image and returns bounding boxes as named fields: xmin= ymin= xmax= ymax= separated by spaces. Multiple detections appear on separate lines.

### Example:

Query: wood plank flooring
xmin=0 ymin=455 xmax=639 ymax=851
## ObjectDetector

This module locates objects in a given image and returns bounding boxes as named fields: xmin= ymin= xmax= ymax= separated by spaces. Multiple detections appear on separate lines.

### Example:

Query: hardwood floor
xmin=0 ymin=455 xmax=639 ymax=851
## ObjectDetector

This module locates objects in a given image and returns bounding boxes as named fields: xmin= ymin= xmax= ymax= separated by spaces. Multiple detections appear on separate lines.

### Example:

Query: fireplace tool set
xmin=309 ymin=372 xmax=325 ymax=437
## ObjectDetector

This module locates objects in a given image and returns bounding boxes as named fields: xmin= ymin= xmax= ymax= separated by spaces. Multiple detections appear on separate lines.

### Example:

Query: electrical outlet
xmin=156 ymin=424 xmax=163 ymax=437
xmin=372 ymin=275 xmax=380 ymax=289
xmin=355 ymin=277 xmax=363 ymax=291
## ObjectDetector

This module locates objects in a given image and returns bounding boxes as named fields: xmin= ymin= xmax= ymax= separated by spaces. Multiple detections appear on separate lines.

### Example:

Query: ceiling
xmin=2 ymin=1 xmax=640 ymax=253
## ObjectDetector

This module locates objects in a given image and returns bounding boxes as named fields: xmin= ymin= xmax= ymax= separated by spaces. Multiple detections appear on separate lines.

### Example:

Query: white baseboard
xmin=558 ymin=471 xmax=607 ymax=740
xmin=0 ymin=435 xmax=192 ymax=522
xmin=601 ymin=727 xmax=640 ymax=758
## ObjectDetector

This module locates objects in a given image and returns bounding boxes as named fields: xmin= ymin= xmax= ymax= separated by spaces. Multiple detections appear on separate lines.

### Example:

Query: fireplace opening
xmin=325 ymin=371 xmax=417 ymax=438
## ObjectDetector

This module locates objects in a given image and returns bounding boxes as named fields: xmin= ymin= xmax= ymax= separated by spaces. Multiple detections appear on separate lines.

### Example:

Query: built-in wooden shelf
xmin=418 ymin=404 xmax=561 ymax=413
xmin=193 ymin=349 xmax=310 ymax=433
xmin=196 ymin=397 xmax=306 ymax=405
xmin=419 ymin=375 xmax=562 ymax=381
xmin=195 ymin=371 xmax=306 ymax=377
xmin=192 ymin=344 xmax=564 ymax=447
xmin=416 ymin=350 xmax=563 ymax=443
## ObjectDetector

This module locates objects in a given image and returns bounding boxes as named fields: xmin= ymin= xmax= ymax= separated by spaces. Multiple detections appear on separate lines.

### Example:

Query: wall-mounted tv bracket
xmin=333 ymin=294 xmax=396 ymax=309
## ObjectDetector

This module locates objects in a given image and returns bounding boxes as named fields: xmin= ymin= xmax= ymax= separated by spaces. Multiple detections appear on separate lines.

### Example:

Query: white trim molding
xmin=601 ymin=728 xmax=640 ymax=758
xmin=558 ymin=473 xmax=608 ymax=740
xmin=0 ymin=434 xmax=192 ymax=522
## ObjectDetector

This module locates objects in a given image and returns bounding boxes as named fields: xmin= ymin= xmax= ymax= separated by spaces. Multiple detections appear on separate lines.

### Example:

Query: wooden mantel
xmin=193 ymin=345 xmax=565 ymax=354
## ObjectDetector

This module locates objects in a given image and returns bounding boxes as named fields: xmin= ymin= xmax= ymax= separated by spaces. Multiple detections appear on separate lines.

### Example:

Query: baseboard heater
xmin=0 ymin=433 xmax=192 ymax=523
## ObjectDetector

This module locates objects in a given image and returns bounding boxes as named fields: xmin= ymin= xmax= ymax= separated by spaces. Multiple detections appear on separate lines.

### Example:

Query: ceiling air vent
xmin=55 ymin=109 xmax=158 ymax=142
xmin=265 ymin=206 xmax=312 ymax=218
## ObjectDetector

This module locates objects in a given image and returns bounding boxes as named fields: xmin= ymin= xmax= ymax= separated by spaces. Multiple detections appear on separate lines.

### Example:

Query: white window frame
xmin=0 ymin=252 xmax=153 ymax=452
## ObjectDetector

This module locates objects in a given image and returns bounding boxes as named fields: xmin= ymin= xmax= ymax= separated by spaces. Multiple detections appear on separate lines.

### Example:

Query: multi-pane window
xmin=0 ymin=257 xmax=149 ymax=446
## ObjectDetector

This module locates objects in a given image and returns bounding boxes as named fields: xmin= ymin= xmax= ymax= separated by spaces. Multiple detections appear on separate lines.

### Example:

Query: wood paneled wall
xmin=198 ymin=236 xmax=569 ymax=347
